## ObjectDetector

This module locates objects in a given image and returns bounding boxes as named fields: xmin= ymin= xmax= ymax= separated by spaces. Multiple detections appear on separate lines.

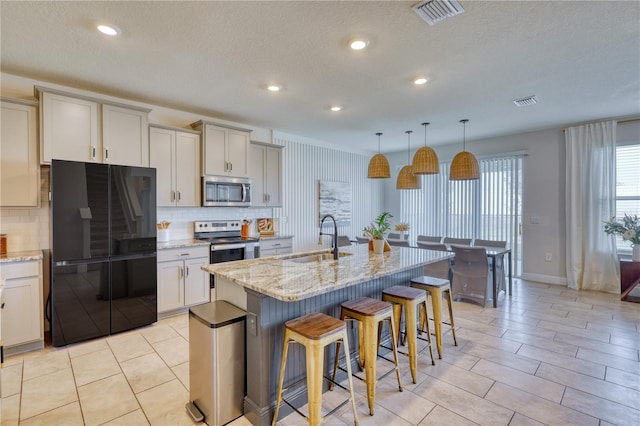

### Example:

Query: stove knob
xmin=204 ymin=224 xmax=208 ymax=227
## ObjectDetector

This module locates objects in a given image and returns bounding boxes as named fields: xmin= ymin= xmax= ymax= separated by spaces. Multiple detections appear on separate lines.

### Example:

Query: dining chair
xmin=355 ymin=236 xmax=369 ymax=244
xmin=473 ymin=239 xmax=507 ymax=294
xmin=387 ymin=239 xmax=410 ymax=247
xmin=337 ymin=235 xmax=352 ymax=247
xmin=388 ymin=232 xmax=408 ymax=240
xmin=450 ymin=245 xmax=492 ymax=307
xmin=416 ymin=242 xmax=451 ymax=281
xmin=417 ymin=235 xmax=442 ymax=244
xmin=443 ymin=237 xmax=472 ymax=246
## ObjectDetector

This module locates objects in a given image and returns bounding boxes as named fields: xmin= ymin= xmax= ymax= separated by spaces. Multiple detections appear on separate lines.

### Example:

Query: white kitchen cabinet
xmin=102 ymin=104 xmax=149 ymax=167
xmin=149 ymin=125 xmax=200 ymax=207
xmin=259 ymin=237 xmax=293 ymax=257
xmin=157 ymin=246 xmax=209 ymax=315
xmin=0 ymin=259 xmax=44 ymax=352
xmin=249 ymin=142 xmax=283 ymax=207
xmin=0 ymin=99 xmax=39 ymax=207
xmin=38 ymin=87 xmax=151 ymax=166
xmin=190 ymin=120 xmax=251 ymax=177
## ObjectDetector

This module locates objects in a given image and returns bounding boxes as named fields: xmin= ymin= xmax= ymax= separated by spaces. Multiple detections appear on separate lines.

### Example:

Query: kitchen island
xmin=203 ymin=244 xmax=452 ymax=426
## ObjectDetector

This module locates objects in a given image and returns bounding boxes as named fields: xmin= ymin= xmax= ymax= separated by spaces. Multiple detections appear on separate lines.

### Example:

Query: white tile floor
xmin=1 ymin=279 xmax=639 ymax=425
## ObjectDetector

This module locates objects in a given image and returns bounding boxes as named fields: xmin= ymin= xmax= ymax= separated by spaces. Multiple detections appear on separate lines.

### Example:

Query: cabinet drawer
xmin=158 ymin=245 xmax=209 ymax=262
xmin=0 ymin=261 xmax=40 ymax=280
xmin=260 ymin=238 xmax=292 ymax=251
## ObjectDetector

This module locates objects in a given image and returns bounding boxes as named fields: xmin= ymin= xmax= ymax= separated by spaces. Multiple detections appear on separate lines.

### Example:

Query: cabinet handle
xmin=263 ymin=194 xmax=267 ymax=203
xmin=171 ymin=191 xmax=176 ymax=202
xmin=186 ymin=266 xmax=189 ymax=276
xmin=179 ymin=267 xmax=184 ymax=278
xmin=225 ymin=161 xmax=229 ymax=172
xmin=267 ymin=194 xmax=271 ymax=203
xmin=91 ymin=146 xmax=96 ymax=159
xmin=105 ymin=147 xmax=109 ymax=160
xmin=178 ymin=253 xmax=190 ymax=256
xmin=177 ymin=191 xmax=181 ymax=201
xmin=229 ymin=162 xmax=233 ymax=171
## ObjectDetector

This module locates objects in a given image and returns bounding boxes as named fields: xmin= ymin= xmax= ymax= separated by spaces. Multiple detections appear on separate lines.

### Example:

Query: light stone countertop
xmin=157 ymin=239 xmax=211 ymax=250
xmin=203 ymin=244 xmax=453 ymax=301
xmin=258 ymin=234 xmax=294 ymax=240
xmin=0 ymin=250 xmax=43 ymax=263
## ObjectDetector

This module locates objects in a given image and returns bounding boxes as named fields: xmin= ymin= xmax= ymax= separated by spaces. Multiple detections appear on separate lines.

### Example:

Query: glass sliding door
xmin=400 ymin=154 xmax=523 ymax=275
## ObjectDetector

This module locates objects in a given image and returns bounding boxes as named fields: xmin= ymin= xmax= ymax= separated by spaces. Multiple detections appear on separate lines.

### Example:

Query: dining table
xmin=386 ymin=240 xmax=512 ymax=308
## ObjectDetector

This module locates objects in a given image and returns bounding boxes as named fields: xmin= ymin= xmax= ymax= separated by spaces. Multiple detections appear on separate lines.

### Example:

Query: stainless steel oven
xmin=194 ymin=221 xmax=259 ymax=289
xmin=202 ymin=176 xmax=251 ymax=207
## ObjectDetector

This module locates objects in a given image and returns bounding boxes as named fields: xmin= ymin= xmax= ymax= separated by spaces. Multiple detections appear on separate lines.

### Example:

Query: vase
xmin=633 ymin=244 xmax=640 ymax=262
xmin=372 ymin=239 xmax=385 ymax=254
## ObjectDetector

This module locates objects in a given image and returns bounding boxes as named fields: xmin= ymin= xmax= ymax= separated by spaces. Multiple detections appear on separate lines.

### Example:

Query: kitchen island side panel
xmin=242 ymin=266 xmax=420 ymax=426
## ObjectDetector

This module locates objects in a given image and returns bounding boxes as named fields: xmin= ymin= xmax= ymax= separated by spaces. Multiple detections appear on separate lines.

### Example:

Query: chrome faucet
xmin=319 ymin=214 xmax=339 ymax=260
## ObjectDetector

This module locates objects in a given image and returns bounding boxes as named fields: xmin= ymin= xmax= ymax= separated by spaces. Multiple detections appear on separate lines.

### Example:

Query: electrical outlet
xmin=545 ymin=252 xmax=552 ymax=262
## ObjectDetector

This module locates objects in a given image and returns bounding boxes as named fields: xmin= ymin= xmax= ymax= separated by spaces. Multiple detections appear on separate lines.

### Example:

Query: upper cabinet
xmin=190 ymin=120 xmax=251 ymax=177
xmin=0 ymin=99 xmax=39 ymax=207
xmin=102 ymin=104 xmax=149 ymax=167
xmin=250 ymin=142 xmax=283 ymax=207
xmin=149 ymin=125 xmax=201 ymax=207
xmin=38 ymin=87 xmax=150 ymax=167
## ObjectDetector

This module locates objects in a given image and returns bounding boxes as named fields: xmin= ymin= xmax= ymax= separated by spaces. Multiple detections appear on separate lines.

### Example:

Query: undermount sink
xmin=286 ymin=252 xmax=353 ymax=263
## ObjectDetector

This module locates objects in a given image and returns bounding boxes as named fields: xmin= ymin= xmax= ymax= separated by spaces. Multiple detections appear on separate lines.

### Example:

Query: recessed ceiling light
xmin=414 ymin=76 xmax=430 ymax=85
xmin=330 ymin=106 xmax=343 ymax=112
xmin=97 ymin=24 xmax=120 ymax=36
xmin=267 ymin=85 xmax=282 ymax=92
xmin=349 ymin=39 xmax=369 ymax=50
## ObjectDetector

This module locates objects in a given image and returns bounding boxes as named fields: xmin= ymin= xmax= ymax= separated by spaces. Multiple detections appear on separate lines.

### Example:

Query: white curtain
xmin=565 ymin=120 xmax=620 ymax=292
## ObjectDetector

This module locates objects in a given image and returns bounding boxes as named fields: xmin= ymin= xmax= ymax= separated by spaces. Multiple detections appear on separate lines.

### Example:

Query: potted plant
xmin=604 ymin=214 xmax=640 ymax=261
xmin=363 ymin=212 xmax=393 ymax=253
xmin=394 ymin=222 xmax=410 ymax=240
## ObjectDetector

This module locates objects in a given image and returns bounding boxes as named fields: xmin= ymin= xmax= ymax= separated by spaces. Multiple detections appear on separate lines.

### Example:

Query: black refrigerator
xmin=51 ymin=160 xmax=157 ymax=347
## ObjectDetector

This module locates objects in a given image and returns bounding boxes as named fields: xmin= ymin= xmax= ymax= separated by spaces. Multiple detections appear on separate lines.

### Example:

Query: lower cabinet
xmin=0 ymin=259 xmax=44 ymax=354
xmin=259 ymin=237 xmax=293 ymax=257
xmin=157 ymin=246 xmax=209 ymax=315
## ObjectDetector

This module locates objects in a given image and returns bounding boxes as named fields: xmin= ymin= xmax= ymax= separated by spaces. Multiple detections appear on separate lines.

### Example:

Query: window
xmin=400 ymin=154 xmax=523 ymax=274
xmin=614 ymin=143 xmax=640 ymax=252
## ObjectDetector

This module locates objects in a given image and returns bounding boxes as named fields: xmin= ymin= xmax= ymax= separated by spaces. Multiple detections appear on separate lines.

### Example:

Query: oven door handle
xmin=211 ymin=243 xmax=247 ymax=251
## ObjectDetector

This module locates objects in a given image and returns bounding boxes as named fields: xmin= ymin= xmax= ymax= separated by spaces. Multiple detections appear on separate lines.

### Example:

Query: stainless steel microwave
xmin=202 ymin=175 xmax=251 ymax=207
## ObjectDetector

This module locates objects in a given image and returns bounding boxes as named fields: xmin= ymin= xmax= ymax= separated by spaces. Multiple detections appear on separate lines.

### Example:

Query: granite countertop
xmin=203 ymin=244 xmax=453 ymax=301
xmin=157 ymin=239 xmax=211 ymax=250
xmin=258 ymin=234 xmax=295 ymax=240
xmin=0 ymin=250 xmax=44 ymax=263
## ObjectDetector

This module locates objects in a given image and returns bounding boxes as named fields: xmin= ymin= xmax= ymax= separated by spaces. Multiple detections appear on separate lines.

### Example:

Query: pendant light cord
xmin=460 ymin=119 xmax=469 ymax=152
xmin=422 ymin=122 xmax=430 ymax=147
xmin=405 ymin=130 xmax=412 ymax=163
xmin=376 ymin=132 xmax=382 ymax=154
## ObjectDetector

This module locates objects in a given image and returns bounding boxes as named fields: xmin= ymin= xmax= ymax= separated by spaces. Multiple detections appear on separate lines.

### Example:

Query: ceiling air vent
xmin=513 ymin=96 xmax=538 ymax=107
xmin=412 ymin=0 xmax=464 ymax=26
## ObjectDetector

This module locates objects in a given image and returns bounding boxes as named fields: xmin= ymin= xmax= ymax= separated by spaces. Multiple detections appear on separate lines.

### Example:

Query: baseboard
xmin=521 ymin=272 xmax=567 ymax=286
xmin=4 ymin=339 xmax=44 ymax=357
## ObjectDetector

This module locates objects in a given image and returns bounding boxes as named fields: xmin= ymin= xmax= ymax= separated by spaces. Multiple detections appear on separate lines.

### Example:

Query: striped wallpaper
xmin=271 ymin=133 xmax=384 ymax=252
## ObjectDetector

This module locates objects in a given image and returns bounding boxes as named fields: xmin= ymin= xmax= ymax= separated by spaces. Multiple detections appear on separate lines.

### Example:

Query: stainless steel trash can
xmin=187 ymin=300 xmax=246 ymax=426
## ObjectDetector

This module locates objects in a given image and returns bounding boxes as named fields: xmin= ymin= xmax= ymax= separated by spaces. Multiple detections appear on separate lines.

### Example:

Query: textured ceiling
xmin=1 ymin=1 xmax=639 ymax=153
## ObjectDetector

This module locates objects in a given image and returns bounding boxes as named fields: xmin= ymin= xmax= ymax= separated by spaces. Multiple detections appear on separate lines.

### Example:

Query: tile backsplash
xmin=157 ymin=206 xmax=275 ymax=239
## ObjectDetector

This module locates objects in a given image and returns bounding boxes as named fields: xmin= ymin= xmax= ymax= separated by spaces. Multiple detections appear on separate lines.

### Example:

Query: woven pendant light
xmin=449 ymin=119 xmax=479 ymax=180
xmin=397 ymin=130 xmax=421 ymax=190
xmin=412 ymin=122 xmax=439 ymax=174
xmin=367 ymin=132 xmax=391 ymax=178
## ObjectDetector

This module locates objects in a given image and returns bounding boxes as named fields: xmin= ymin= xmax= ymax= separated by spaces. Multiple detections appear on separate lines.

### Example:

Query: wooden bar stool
xmin=381 ymin=285 xmax=435 ymax=383
xmin=410 ymin=276 xmax=458 ymax=359
xmin=331 ymin=297 xmax=402 ymax=416
xmin=272 ymin=313 xmax=359 ymax=426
